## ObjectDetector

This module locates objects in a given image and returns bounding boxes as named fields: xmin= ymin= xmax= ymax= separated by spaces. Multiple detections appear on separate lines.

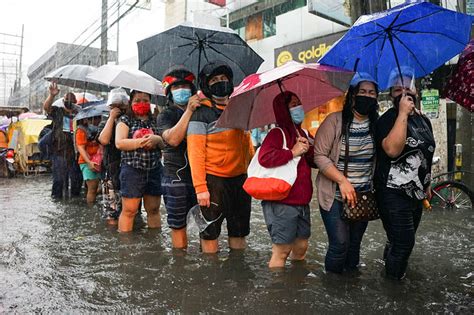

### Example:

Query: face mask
xmin=209 ymin=81 xmax=233 ymax=98
xmin=64 ymin=100 xmax=73 ymax=109
xmin=87 ymin=125 xmax=98 ymax=141
xmin=171 ymin=88 xmax=192 ymax=105
xmin=393 ymin=93 xmax=417 ymax=109
xmin=132 ymin=102 xmax=151 ymax=116
xmin=354 ymin=95 xmax=378 ymax=115
xmin=289 ymin=105 xmax=305 ymax=124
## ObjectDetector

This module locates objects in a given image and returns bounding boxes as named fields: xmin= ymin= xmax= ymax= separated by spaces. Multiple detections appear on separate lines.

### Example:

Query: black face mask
xmin=209 ymin=81 xmax=233 ymax=98
xmin=353 ymin=95 xmax=378 ymax=115
xmin=87 ymin=125 xmax=98 ymax=141
xmin=64 ymin=100 xmax=74 ymax=109
xmin=393 ymin=93 xmax=417 ymax=109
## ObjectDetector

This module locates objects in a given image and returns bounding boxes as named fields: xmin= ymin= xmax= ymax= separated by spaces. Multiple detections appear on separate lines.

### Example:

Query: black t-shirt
xmin=375 ymin=108 xmax=436 ymax=200
xmin=50 ymin=106 xmax=75 ymax=159
xmin=97 ymin=115 xmax=122 ymax=166
xmin=156 ymin=105 xmax=191 ymax=181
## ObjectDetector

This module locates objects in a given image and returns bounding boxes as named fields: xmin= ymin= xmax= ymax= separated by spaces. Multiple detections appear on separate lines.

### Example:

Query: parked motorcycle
xmin=0 ymin=148 xmax=16 ymax=178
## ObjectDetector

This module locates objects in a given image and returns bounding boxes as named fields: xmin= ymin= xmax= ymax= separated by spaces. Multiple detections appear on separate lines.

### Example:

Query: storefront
xmin=274 ymin=31 xmax=345 ymax=67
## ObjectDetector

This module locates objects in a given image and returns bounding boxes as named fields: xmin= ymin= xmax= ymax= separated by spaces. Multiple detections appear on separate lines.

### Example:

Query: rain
xmin=0 ymin=0 xmax=473 ymax=313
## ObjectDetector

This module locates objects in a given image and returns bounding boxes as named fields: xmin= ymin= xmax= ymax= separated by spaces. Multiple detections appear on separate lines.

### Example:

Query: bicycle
xmin=430 ymin=170 xmax=473 ymax=210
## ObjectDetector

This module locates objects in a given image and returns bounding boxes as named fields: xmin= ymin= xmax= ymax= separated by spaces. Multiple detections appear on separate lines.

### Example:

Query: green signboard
xmin=421 ymin=89 xmax=439 ymax=119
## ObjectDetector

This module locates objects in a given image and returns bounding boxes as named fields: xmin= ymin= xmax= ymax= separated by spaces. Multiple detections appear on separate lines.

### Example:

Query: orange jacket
xmin=187 ymin=99 xmax=254 ymax=194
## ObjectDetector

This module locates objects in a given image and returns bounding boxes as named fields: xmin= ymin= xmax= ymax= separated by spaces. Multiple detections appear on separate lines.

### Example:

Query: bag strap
xmin=274 ymin=127 xmax=288 ymax=150
xmin=343 ymin=123 xmax=349 ymax=177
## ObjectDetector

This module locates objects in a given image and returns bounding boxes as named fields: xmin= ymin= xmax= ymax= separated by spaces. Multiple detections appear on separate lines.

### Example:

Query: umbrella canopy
xmin=137 ymin=21 xmax=264 ymax=85
xmin=318 ymin=1 xmax=473 ymax=90
xmin=74 ymin=102 xmax=109 ymax=121
xmin=86 ymin=65 xmax=164 ymax=95
xmin=74 ymin=92 xmax=103 ymax=105
xmin=44 ymin=64 xmax=110 ymax=92
xmin=443 ymin=40 xmax=474 ymax=112
xmin=216 ymin=61 xmax=353 ymax=130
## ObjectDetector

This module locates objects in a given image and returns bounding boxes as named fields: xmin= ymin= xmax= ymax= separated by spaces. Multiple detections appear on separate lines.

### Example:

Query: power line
xmin=65 ymin=0 xmax=140 ymax=65
xmin=24 ymin=0 xmax=140 ymax=99
xmin=54 ymin=0 xmax=125 ymax=64
xmin=70 ymin=0 xmax=121 ymax=44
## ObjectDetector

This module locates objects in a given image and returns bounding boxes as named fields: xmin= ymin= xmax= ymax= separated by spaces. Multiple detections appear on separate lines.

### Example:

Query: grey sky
xmin=1 ymin=0 xmax=165 ymax=76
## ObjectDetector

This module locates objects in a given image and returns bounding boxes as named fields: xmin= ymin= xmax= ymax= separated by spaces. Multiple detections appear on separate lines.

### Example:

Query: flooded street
xmin=0 ymin=175 xmax=472 ymax=313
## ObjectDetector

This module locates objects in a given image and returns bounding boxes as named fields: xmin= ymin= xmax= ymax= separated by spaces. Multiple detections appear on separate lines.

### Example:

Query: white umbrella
xmin=44 ymin=64 xmax=110 ymax=92
xmin=86 ymin=65 xmax=164 ymax=95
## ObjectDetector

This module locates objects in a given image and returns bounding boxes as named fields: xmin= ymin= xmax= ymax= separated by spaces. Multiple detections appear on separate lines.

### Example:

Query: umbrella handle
xmin=277 ymin=79 xmax=285 ymax=94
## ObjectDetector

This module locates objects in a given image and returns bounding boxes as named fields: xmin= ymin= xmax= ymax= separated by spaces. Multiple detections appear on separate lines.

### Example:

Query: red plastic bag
xmin=90 ymin=146 xmax=103 ymax=172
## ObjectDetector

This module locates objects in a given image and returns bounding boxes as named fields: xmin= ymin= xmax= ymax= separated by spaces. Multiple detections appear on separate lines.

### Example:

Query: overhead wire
xmin=27 ymin=0 xmax=134 ymax=97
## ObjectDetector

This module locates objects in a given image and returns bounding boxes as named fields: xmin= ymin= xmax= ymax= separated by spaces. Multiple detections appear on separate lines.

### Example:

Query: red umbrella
xmin=216 ymin=61 xmax=353 ymax=130
xmin=443 ymin=40 xmax=474 ymax=112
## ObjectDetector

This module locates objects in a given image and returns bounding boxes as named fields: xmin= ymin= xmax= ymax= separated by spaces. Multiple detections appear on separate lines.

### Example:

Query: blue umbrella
xmin=319 ymin=1 xmax=473 ymax=90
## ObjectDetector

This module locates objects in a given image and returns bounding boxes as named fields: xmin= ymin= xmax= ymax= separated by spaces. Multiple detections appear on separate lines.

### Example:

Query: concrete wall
xmin=429 ymin=99 xmax=448 ymax=177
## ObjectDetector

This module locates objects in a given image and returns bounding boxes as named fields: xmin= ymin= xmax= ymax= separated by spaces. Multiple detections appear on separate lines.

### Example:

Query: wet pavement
xmin=0 ymin=175 xmax=473 ymax=313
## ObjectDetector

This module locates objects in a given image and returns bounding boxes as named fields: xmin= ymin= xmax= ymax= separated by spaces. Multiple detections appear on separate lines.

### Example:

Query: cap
xmin=350 ymin=72 xmax=378 ymax=88
xmin=387 ymin=66 xmax=416 ymax=89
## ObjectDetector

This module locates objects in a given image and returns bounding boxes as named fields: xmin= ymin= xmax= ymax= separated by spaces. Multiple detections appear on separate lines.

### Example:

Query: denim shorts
xmin=120 ymin=163 xmax=163 ymax=198
xmin=262 ymin=201 xmax=311 ymax=244
xmin=161 ymin=176 xmax=197 ymax=229
xmin=80 ymin=163 xmax=101 ymax=181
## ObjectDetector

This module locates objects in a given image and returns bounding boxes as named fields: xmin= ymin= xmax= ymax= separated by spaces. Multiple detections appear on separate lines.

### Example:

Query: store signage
xmin=274 ymin=32 xmax=345 ymax=67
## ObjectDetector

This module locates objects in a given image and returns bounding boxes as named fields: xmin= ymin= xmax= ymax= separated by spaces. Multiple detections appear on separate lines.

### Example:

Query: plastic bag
xmin=106 ymin=87 xmax=129 ymax=106
xmin=186 ymin=203 xmax=222 ymax=233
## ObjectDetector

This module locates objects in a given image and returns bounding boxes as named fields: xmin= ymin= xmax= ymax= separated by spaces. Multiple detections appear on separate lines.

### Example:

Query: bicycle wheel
xmin=431 ymin=181 xmax=473 ymax=210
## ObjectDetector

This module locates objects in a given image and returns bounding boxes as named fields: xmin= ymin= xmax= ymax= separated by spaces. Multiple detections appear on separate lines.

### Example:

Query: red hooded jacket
xmin=258 ymin=92 xmax=316 ymax=205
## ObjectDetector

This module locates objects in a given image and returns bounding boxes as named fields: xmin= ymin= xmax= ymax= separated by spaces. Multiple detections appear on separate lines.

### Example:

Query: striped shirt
xmin=335 ymin=118 xmax=375 ymax=201
xmin=119 ymin=115 xmax=162 ymax=171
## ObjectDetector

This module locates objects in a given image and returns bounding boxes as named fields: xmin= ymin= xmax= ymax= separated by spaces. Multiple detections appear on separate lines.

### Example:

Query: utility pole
xmin=116 ymin=1 xmax=120 ymax=65
xmin=100 ymin=0 xmax=108 ymax=65
xmin=18 ymin=24 xmax=24 ymax=89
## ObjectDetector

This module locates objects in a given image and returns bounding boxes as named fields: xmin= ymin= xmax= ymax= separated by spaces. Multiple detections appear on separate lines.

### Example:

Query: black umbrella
xmin=137 ymin=22 xmax=264 ymax=85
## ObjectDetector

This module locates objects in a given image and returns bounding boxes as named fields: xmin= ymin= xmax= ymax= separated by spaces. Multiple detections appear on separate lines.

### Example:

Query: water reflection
xmin=0 ymin=176 xmax=472 ymax=313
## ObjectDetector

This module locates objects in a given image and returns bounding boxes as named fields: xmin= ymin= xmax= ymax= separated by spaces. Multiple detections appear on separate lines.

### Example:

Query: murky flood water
xmin=0 ymin=175 xmax=472 ymax=313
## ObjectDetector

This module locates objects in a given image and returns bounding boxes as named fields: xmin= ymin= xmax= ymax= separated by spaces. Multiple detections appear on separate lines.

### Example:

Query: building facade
xmin=9 ymin=42 xmax=116 ymax=112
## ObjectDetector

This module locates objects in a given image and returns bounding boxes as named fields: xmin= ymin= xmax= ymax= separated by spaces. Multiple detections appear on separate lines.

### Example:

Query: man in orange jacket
xmin=187 ymin=61 xmax=254 ymax=254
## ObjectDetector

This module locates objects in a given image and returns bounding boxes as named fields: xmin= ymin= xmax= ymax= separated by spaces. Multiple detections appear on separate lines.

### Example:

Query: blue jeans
xmin=377 ymin=188 xmax=422 ymax=279
xmin=320 ymin=200 xmax=368 ymax=273
xmin=51 ymin=154 xmax=83 ymax=198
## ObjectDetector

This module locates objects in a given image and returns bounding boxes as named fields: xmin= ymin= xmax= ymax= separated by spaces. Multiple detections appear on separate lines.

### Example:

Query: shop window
xmin=245 ymin=14 xmax=263 ymax=41
xmin=263 ymin=10 xmax=276 ymax=38
xmin=229 ymin=0 xmax=307 ymax=41
xmin=229 ymin=19 xmax=246 ymax=40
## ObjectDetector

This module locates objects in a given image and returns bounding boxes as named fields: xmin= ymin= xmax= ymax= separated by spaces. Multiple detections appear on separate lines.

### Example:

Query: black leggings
xmin=377 ymin=188 xmax=422 ymax=279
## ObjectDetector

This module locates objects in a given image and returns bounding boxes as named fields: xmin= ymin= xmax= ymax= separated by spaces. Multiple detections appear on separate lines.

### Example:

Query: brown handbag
xmin=340 ymin=125 xmax=380 ymax=221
